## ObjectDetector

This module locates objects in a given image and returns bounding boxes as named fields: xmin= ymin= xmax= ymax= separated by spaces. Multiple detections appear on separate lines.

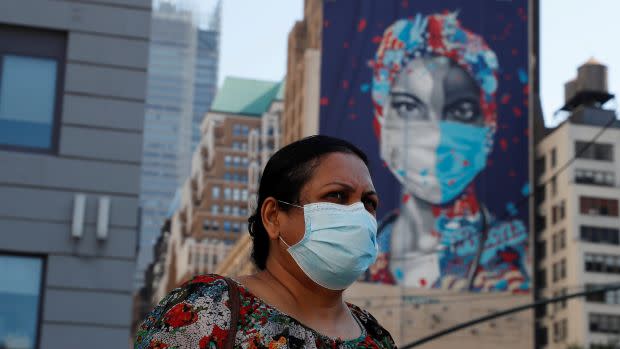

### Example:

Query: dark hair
xmin=247 ymin=135 xmax=369 ymax=269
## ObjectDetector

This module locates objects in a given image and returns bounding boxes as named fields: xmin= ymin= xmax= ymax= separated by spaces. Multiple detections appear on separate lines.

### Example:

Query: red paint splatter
xmin=372 ymin=117 xmax=381 ymax=139
xmin=357 ymin=19 xmax=367 ymax=32
xmin=501 ymin=94 xmax=511 ymax=104
xmin=523 ymin=85 xmax=529 ymax=95
xmin=402 ymin=194 xmax=411 ymax=203
xmin=504 ymin=74 xmax=512 ymax=81
xmin=500 ymin=139 xmax=508 ymax=151
xmin=512 ymin=48 xmax=518 ymax=56
xmin=513 ymin=106 xmax=522 ymax=117
xmin=463 ymin=160 xmax=470 ymax=167
xmin=323 ymin=20 xmax=330 ymax=28
xmin=348 ymin=98 xmax=355 ymax=107
xmin=349 ymin=113 xmax=357 ymax=120
xmin=419 ymin=278 xmax=427 ymax=287
xmin=509 ymin=170 xmax=517 ymax=177
xmin=401 ymin=0 xmax=409 ymax=8
xmin=372 ymin=35 xmax=382 ymax=44
xmin=342 ymin=80 xmax=349 ymax=89
xmin=320 ymin=97 xmax=329 ymax=106
xmin=343 ymin=41 xmax=350 ymax=49
xmin=448 ymin=179 xmax=455 ymax=186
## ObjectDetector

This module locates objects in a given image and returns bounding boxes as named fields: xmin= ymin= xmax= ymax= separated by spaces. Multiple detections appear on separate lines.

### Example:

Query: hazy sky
xmin=218 ymin=0 xmax=620 ymax=127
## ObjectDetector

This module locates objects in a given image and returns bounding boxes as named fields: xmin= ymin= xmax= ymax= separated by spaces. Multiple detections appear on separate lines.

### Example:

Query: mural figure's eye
xmin=444 ymin=99 xmax=481 ymax=123
xmin=390 ymin=94 xmax=427 ymax=120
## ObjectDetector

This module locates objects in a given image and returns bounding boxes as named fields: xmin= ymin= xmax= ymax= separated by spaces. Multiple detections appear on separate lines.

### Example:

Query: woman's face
xmin=279 ymin=152 xmax=379 ymax=246
xmin=387 ymin=56 xmax=482 ymax=125
xmin=380 ymin=55 xmax=492 ymax=204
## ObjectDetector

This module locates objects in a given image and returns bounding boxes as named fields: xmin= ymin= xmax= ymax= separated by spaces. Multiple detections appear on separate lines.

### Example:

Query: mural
xmin=320 ymin=1 xmax=530 ymax=293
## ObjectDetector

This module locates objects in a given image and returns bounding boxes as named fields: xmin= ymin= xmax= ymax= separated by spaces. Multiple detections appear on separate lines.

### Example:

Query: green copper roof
xmin=210 ymin=77 xmax=281 ymax=116
xmin=275 ymin=80 xmax=286 ymax=101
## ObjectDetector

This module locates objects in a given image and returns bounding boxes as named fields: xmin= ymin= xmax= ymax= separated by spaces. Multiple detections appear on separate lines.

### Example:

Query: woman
xmin=135 ymin=135 xmax=396 ymax=348
xmin=367 ymin=12 xmax=529 ymax=292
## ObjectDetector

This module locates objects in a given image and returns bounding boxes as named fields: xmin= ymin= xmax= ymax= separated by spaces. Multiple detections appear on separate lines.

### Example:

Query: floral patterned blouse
xmin=135 ymin=274 xmax=396 ymax=349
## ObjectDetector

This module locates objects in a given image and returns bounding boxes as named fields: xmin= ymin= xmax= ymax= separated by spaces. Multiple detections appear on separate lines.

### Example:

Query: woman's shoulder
xmin=134 ymin=274 xmax=236 ymax=349
xmin=348 ymin=303 xmax=397 ymax=348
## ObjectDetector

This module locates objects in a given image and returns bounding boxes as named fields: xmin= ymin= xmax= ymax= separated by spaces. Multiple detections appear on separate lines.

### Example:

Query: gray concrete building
xmin=0 ymin=1 xmax=151 ymax=348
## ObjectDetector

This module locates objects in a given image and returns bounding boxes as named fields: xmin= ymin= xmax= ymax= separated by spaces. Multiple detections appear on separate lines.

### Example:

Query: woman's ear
xmin=261 ymin=197 xmax=280 ymax=240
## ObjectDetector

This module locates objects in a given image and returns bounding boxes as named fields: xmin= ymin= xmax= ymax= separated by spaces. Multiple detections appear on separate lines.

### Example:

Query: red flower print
xmin=187 ymin=274 xmax=217 ymax=285
xmin=163 ymin=303 xmax=199 ymax=328
xmin=148 ymin=340 xmax=168 ymax=349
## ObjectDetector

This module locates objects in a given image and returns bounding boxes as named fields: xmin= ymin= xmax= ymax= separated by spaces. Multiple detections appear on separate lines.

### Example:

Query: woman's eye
xmin=444 ymin=100 xmax=480 ymax=122
xmin=363 ymin=198 xmax=378 ymax=213
xmin=326 ymin=191 xmax=345 ymax=201
xmin=390 ymin=95 xmax=427 ymax=120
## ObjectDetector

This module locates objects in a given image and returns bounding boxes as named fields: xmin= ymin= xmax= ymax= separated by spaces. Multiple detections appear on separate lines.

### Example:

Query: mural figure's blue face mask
xmin=380 ymin=56 xmax=494 ymax=204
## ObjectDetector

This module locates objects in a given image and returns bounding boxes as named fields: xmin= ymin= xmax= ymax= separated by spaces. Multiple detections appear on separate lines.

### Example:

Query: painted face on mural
xmin=381 ymin=55 xmax=493 ymax=204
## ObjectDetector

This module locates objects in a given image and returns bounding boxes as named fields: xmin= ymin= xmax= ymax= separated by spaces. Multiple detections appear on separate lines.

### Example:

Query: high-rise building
xmin=281 ymin=0 xmax=321 ymax=146
xmin=0 ymin=1 xmax=151 ymax=347
xmin=137 ymin=0 xmax=220 ymax=287
xmin=534 ymin=59 xmax=620 ymax=349
xmin=145 ymin=76 xmax=282 ymax=301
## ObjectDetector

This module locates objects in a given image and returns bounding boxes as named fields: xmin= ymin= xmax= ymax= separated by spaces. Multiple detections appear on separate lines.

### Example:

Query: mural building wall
xmin=320 ymin=0 xmax=531 ymax=293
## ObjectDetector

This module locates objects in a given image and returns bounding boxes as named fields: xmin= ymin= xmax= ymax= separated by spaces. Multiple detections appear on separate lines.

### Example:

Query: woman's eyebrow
xmin=320 ymin=181 xmax=355 ymax=191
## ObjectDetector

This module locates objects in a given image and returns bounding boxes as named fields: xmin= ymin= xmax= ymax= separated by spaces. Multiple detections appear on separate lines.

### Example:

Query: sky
xmin=218 ymin=0 xmax=620 ymax=127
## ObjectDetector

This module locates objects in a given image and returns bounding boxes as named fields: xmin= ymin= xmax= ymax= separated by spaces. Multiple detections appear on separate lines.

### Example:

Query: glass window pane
xmin=0 ymin=55 xmax=58 ymax=149
xmin=0 ymin=255 xmax=43 ymax=349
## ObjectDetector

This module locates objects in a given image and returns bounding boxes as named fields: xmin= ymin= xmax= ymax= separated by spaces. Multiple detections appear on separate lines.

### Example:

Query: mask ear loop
xmin=275 ymin=200 xmax=303 ymax=249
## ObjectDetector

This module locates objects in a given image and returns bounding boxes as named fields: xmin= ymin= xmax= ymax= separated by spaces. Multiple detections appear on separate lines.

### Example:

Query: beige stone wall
xmin=345 ymin=282 xmax=534 ymax=348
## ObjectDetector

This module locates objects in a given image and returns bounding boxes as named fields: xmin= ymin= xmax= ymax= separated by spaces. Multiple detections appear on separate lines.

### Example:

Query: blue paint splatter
xmin=518 ymin=68 xmax=528 ymax=84
xmin=521 ymin=182 xmax=530 ymax=196
xmin=360 ymin=83 xmax=370 ymax=93
xmin=506 ymin=202 xmax=518 ymax=216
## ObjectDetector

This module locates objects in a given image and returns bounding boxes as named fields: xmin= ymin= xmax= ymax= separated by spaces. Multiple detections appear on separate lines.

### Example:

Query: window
xmin=559 ymin=229 xmax=566 ymax=250
xmin=589 ymin=313 xmax=620 ymax=334
xmin=233 ymin=156 xmax=240 ymax=167
xmin=586 ymin=284 xmax=620 ymax=305
xmin=211 ymin=186 xmax=220 ymax=200
xmin=552 ymin=319 xmax=567 ymax=343
xmin=0 ymin=254 xmax=44 ymax=349
xmin=232 ymin=124 xmax=241 ymax=136
xmin=241 ymin=189 xmax=248 ymax=201
xmin=224 ymin=155 xmax=232 ymax=167
xmin=222 ymin=205 xmax=230 ymax=216
xmin=535 ymin=155 xmax=546 ymax=176
xmin=580 ymin=196 xmax=619 ymax=216
xmin=576 ymin=141 xmax=614 ymax=161
xmin=232 ymin=189 xmax=240 ymax=201
xmin=210 ymin=205 xmax=219 ymax=215
xmin=224 ymin=188 xmax=231 ymax=201
xmin=232 ymin=173 xmax=239 ymax=182
xmin=585 ymin=253 xmax=620 ymax=274
xmin=232 ymin=142 xmax=240 ymax=150
xmin=549 ymin=176 xmax=557 ymax=198
xmin=202 ymin=219 xmax=210 ymax=230
xmin=559 ymin=259 xmax=566 ymax=279
xmin=241 ymin=125 xmax=249 ymax=135
xmin=223 ymin=221 xmax=231 ymax=232
xmin=232 ymin=206 xmax=240 ymax=217
xmin=580 ymin=226 xmax=620 ymax=245
xmin=223 ymin=172 xmax=231 ymax=181
xmin=232 ymin=222 xmax=240 ymax=233
xmin=550 ymin=148 xmax=557 ymax=168
xmin=575 ymin=169 xmax=615 ymax=186
xmin=0 ymin=25 xmax=66 ymax=152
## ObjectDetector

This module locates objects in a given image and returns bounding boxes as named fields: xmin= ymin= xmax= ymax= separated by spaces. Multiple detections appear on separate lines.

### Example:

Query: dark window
xmin=575 ymin=169 xmax=616 ymax=186
xmin=580 ymin=196 xmax=619 ymax=217
xmin=581 ymin=226 xmax=620 ymax=245
xmin=550 ymin=176 xmax=557 ymax=197
xmin=0 ymin=254 xmax=44 ymax=349
xmin=550 ymin=148 xmax=557 ymax=168
xmin=585 ymin=253 xmax=620 ymax=274
xmin=586 ymin=284 xmax=620 ymax=305
xmin=0 ymin=24 xmax=66 ymax=152
xmin=589 ymin=313 xmax=620 ymax=334
xmin=576 ymin=141 xmax=614 ymax=161
xmin=537 ymin=240 xmax=546 ymax=260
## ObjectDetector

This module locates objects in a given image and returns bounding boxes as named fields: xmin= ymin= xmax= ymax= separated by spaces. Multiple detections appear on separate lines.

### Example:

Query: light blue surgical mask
xmin=278 ymin=200 xmax=379 ymax=290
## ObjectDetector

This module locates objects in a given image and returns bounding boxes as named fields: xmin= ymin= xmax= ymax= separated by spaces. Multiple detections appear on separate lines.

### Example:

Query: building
xmin=145 ymin=76 xmax=282 ymax=303
xmin=137 ymin=1 xmax=220 ymax=287
xmin=281 ymin=0 xmax=321 ymax=146
xmin=0 ymin=1 xmax=151 ymax=348
xmin=534 ymin=59 xmax=620 ymax=349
